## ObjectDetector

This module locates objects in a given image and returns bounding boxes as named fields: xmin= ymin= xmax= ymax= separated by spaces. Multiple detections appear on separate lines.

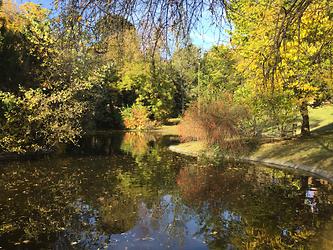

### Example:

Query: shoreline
xmin=169 ymin=142 xmax=333 ymax=183
xmin=0 ymin=126 xmax=178 ymax=162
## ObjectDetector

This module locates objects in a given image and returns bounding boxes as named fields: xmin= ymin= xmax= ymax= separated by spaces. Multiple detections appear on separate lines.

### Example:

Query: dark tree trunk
xmin=300 ymin=102 xmax=310 ymax=136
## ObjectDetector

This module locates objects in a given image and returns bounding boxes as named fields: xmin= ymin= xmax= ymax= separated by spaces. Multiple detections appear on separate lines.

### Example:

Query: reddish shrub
xmin=178 ymin=93 xmax=250 ymax=152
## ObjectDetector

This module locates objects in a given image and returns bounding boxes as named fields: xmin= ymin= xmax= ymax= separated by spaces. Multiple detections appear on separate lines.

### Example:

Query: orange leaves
xmin=121 ymin=104 xmax=154 ymax=130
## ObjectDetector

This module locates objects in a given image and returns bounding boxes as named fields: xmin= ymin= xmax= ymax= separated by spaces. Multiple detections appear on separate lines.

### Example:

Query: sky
xmin=18 ymin=0 xmax=52 ymax=8
xmin=190 ymin=17 xmax=230 ymax=50
xmin=17 ymin=0 xmax=229 ymax=50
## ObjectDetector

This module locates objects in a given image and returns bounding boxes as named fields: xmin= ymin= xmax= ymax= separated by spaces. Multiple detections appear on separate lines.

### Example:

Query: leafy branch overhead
xmin=0 ymin=0 xmax=332 ymax=153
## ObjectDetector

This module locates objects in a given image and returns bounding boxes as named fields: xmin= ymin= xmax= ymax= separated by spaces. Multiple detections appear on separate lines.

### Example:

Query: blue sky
xmin=190 ymin=18 xmax=230 ymax=50
xmin=18 ymin=0 xmax=228 ymax=50
xmin=18 ymin=0 xmax=52 ymax=8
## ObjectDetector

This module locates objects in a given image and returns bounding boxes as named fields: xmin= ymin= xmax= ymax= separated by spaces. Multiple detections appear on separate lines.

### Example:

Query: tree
xmin=0 ymin=86 xmax=86 ymax=153
xmin=56 ymin=0 xmax=228 ymax=46
xmin=230 ymin=0 xmax=333 ymax=136
xmin=200 ymin=45 xmax=242 ymax=97
xmin=0 ymin=0 xmax=50 ymax=91
xmin=119 ymin=57 xmax=176 ymax=121
xmin=0 ymin=1 xmax=97 ymax=152
xmin=171 ymin=44 xmax=200 ymax=114
xmin=279 ymin=0 xmax=333 ymax=135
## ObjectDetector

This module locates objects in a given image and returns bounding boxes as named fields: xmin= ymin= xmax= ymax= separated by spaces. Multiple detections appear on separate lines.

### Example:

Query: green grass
xmin=154 ymin=118 xmax=181 ymax=135
xmin=155 ymin=125 xmax=179 ymax=135
xmin=250 ymin=104 xmax=333 ymax=172
xmin=309 ymin=104 xmax=333 ymax=133
xmin=250 ymin=134 xmax=333 ymax=171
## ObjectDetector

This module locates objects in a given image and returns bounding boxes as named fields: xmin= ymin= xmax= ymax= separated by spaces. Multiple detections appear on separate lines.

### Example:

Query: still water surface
xmin=0 ymin=132 xmax=333 ymax=249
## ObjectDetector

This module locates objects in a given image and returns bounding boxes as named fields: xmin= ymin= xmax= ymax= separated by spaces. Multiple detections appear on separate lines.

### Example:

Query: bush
xmin=178 ymin=93 xmax=251 ymax=152
xmin=0 ymin=87 xmax=86 ymax=153
xmin=121 ymin=104 xmax=154 ymax=130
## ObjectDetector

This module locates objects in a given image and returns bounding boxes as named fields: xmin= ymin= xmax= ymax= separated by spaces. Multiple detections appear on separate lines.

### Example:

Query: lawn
xmin=250 ymin=104 xmax=333 ymax=172
xmin=309 ymin=104 xmax=333 ymax=133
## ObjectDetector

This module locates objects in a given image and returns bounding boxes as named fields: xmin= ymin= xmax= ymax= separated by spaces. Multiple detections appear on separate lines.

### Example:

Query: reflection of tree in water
xmin=176 ymin=163 xmax=333 ymax=249
xmin=0 ymin=132 xmax=191 ymax=248
xmin=0 ymin=153 xmax=136 ymax=248
xmin=302 ymin=176 xmax=332 ymax=214
xmin=61 ymin=138 xmax=194 ymax=249
xmin=120 ymin=132 xmax=157 ymax=158
xmin=76 ymin=134 xmax=121 ymax=155
xmin=120 ymin=132 xmax=185 ymax=191
xmin=1 ymin=133 xmax=333 ymax=249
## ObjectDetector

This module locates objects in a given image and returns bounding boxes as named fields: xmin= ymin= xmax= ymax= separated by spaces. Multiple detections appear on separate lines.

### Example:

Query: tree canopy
xmin=0 ymin=0 xmax=332 ymax=153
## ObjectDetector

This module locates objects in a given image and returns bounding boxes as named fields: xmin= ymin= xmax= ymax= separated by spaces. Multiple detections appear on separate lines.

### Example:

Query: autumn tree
xmin=0 ymin=1 xmax=92 ymax=152
xmin=0 ymin=0 xmax=50 ymax=91
xmin=279 ymin=0 xmax=333 ymax=135
xmin=230 ymin=0 xmax=333 ymax=136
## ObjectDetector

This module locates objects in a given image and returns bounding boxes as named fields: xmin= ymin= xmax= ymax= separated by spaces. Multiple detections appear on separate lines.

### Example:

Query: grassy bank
xmin=154 ymin=118 xmax=181 ymax=135
xmin=169 ymin=105 xmax=333 ymax=181
xmin=169 ymin=141 xmax=207 ymax=157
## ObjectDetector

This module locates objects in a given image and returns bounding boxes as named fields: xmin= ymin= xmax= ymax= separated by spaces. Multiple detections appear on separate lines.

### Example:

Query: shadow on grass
xmin=251 ymin=133 xmax=333 ymax=171
xmin=312 ymin=122 xmax=333 ymax=135
xmin=247 ymin=106 xmax=333 ymax=171
xmin=309 ymin=119 xmax=322 ymax=129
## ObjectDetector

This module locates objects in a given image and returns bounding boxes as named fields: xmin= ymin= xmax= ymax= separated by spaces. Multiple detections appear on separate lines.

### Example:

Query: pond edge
xmin=169 ymin=145 xmax=333 ymax=183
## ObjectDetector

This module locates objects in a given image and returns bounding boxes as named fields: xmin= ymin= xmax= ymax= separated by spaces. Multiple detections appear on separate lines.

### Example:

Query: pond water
xmin=0 ymin=132 xmax=333 ymax=249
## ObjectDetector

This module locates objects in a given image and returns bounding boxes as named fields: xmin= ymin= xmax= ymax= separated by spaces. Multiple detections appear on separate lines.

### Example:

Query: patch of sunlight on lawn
xmin=310 ymin=104 xmax=333 ymax=132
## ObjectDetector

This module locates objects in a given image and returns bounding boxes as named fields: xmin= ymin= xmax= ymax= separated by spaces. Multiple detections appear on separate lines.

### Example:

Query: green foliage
xmin=81 ymin=63 xmax=123 ymax=129
xmin=0 ymin=1 xmax=52 ymax=91
xmin=185 ymin=45 xmax=243 ymax=108
xmin=119 ymin=59 xmax=176 ymax=121
xmin=279 ymin=0 xmax=333 ymax=108
xmin=146 ymin=62 xmax=176 ymax=121
xmin=171 ymin=44 xmax=200 ymax=113
xmin=235 ymin=86 xmax=299 ymax=137
xmin=230 ymin=0 xmax=333 ymax=134
xmin=201 ymin=45 xmax=242 ymax=94
xmin=21 ymin=4 xmax=56 ymax=84
xmin=0 ymin=1 xmax=94 ymax=153
xmin=0 ymin=86 xmax=86 ymax=153
xmin=1 ymin=0 xmax=332 ymax=153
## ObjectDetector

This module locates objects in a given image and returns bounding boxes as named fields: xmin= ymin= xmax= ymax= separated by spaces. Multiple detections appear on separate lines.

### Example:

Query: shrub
xmin=121 ymin=104 xmax=154 ymax=130
xmin=178 ymin=93 xmax=251 ymax=153
xmin=0 ymin=87 xmax=86 ymax=153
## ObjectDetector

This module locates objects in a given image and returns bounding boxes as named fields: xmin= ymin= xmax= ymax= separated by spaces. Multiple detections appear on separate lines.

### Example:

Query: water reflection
xmin=0 ymin=132 xmax=333 ymax=249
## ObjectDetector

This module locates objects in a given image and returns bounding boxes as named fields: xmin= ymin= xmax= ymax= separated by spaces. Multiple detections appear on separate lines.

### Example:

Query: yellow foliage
xmin=0 ymin=0 xmax=23 ymax=31
xmin=232 ymin=0 xmax=333 ymax=107
xmin=0 ymin=0 xmax=49 ymax=32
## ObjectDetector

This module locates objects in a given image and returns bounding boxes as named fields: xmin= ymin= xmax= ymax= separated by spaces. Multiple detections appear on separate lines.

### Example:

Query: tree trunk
xmin=300 ymin=102 xmax=310 ymax=136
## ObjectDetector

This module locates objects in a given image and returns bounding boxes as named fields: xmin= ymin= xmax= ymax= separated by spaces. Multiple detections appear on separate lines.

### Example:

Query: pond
xmin=0 ymin=132 xmax=333 ymax=249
